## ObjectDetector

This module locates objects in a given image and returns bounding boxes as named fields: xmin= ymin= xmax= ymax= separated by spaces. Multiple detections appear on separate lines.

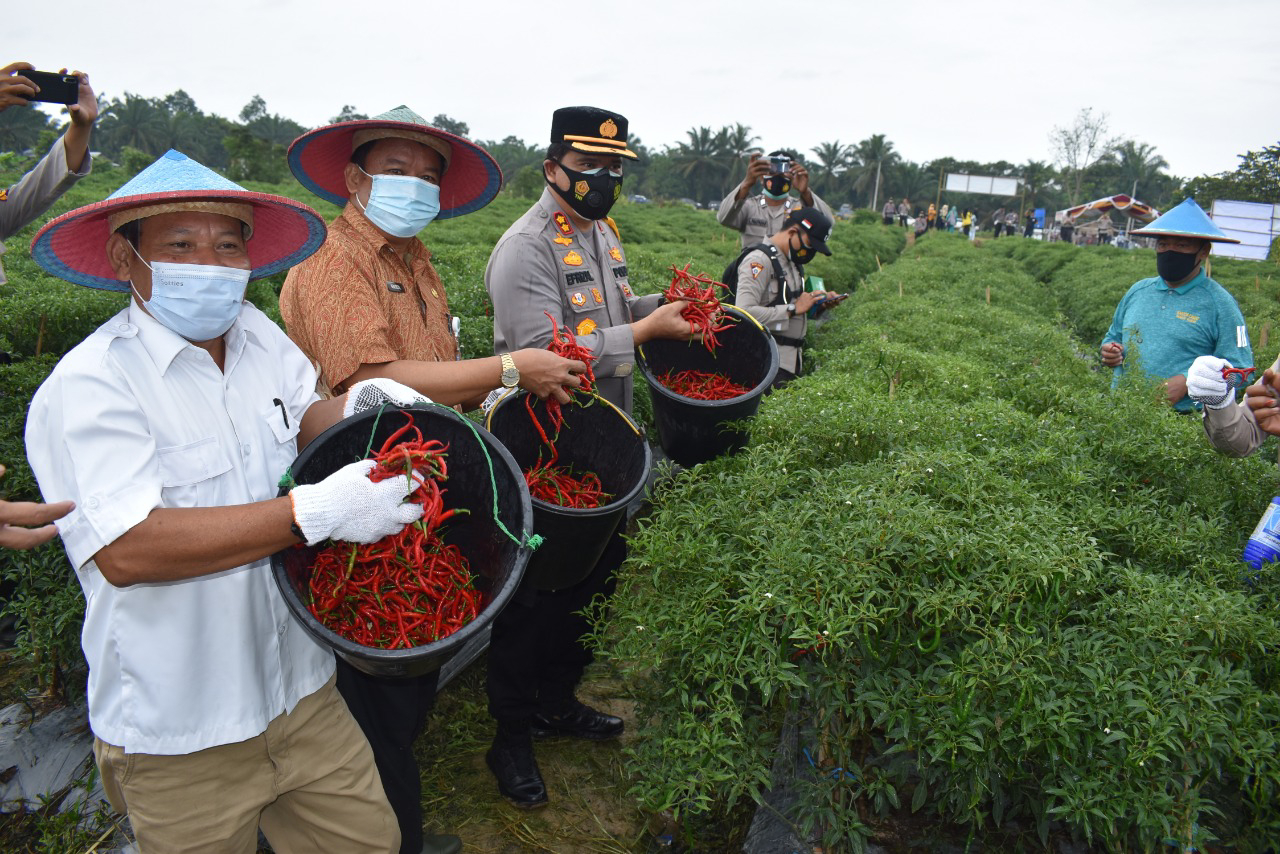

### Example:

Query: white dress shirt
xmin=25 ymin=301 xmax=333 ymax=755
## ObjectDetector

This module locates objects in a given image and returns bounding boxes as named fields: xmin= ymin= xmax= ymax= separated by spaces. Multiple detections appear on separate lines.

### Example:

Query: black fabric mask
xmin=763 ymin=174 xmax=791 ymax=198
xmin=788 ymin=232 xmax=815 ymax=266
xmin=1156 ymin=248 xmax=1201 ymax=283
xmin=549 ymin=162 xmax=622 ymax=220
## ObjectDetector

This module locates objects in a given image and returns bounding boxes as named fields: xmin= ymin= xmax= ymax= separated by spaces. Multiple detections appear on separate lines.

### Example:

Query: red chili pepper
xmin=656 ymin=369 xmax=750 ymax=401
xmin=664 ymin=264 xmax=735 ymax=354
xmin=519 ymin=314 xmax=610 ymax=505
xmin=305 ymin=415 xmax=482 ymax=650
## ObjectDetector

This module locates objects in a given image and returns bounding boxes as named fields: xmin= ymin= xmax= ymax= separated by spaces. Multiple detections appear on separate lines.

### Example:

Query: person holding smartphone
xmin=0 ymin=62 xmax=97 ymax=285
xmin=733 ymin=207 xmax=837 ymax=388
xmin=717 ymin=148 xmax=834 ymax=249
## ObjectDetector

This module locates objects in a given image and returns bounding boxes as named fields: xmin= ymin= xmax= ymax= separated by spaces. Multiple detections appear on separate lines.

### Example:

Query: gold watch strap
xmin=500 ymin=352 xmax=518 ymax=387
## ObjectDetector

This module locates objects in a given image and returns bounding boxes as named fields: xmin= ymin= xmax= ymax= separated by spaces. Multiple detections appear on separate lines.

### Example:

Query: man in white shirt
xmin=24 ymin=150 xmax=424 ymax=853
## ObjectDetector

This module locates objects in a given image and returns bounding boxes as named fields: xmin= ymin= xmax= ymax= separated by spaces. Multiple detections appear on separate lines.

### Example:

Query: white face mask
xmin=354 ymin=167 xmax=442 ymax=237
xmin=130 ymin=244 xmax=250 ymax=341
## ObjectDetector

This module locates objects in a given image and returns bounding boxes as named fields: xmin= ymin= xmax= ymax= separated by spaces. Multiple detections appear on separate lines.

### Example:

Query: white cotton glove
xmin=1186 ymin=355 xmax=1233 ymax=409
xmin=342 ymin=378 xmax=432 ymax=419
xmin=290 ymin=459 xmax=425 ymax=545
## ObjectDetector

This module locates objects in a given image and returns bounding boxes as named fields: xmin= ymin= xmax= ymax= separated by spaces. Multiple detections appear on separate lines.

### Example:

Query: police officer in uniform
xmin=483 ymin=106 xmax=693 ymax=809
xmin=734 ymin=207 xmax=835 ymax=388
xmin=717 ymin=149 xmax=835 ymax=248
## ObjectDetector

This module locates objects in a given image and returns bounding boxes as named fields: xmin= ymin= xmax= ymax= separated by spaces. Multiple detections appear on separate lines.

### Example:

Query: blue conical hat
xmin=1130 ymin=197 xmax=1240 ymax=244
xmin=31 ymin=150 xmax=327 ymax=291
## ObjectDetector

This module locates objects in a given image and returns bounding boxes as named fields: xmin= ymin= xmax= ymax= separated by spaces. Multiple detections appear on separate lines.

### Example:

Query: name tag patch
xmin=1175 ymin=310 xmax=1200 ymax=323
xmin=386 ymin=281 xmax=405 ymax=293
xmin=611 ymin=265 xmax=628 ymax=279
xmin=565 ymin=271 xmax=594 ymax=286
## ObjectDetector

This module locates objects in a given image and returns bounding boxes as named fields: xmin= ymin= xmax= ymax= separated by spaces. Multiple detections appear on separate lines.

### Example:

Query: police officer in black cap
xmin=733 ymin=206 xmax=838 ymax=388
xmin=482 ymin=106 xmax=693 ymax=809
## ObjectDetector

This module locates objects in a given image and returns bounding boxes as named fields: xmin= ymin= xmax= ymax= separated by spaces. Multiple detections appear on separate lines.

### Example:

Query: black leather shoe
xmin=422 ymin=835 xmax=462 ymax=854
xmin=531 ymin=702 xmax=624 ymax=741
xmin=485 ymin=742 xmax=548 ymax=809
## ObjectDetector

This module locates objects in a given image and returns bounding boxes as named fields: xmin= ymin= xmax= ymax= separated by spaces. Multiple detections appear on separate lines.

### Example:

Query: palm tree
xmin=97 ymin=94 xmax=168 ymax=157
xmin=889 ymin=161 xmax=937 ymax=211
xmin=1019 ymin=160 xmax=1056 ymax=211
xmin=1107 ymin=140 xmax=1169 ymax=201
xmin=849 ymin=135 xmax=899 ymax=209
xmin=809 ymin=140 xmax=853 ymax=199
xmin=0 ymin=102 xmax=53 ymax=152
xmin=720 ymin=123 xmax=759 ymax=188
xmin=671 ymin=127 xmax=729 ymax=203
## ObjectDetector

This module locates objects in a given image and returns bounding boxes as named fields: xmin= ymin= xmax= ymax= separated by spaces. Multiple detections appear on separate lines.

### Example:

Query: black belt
xmin=772 ymin=334 xmax=805 ymax=348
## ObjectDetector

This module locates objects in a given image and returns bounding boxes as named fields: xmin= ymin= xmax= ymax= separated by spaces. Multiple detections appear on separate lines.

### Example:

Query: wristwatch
xmin=786 ymin=302 xmax=797 ymax=317
xmin=500 ymin=352 xmax=520 ymax=388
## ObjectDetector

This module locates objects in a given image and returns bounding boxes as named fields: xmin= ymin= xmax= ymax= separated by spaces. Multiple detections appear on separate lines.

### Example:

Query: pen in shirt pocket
xmin=272 ymin=397 xmax=290 ymax=428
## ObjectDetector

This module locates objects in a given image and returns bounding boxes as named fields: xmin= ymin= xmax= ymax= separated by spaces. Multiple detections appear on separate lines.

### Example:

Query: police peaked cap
xmin=551 ymin=106 xmax=639 ymax=160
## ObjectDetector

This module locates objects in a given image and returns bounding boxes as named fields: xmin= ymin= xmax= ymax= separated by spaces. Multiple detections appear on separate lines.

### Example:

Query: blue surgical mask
xmin=130 ymin=245 xmax=250 ymax=342
xmin=355 ymin=168 xmax=441 ymax=237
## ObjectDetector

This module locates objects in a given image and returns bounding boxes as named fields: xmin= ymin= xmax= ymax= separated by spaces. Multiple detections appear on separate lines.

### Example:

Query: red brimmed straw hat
xmin=31 ymin=150 xmax=327 ymax=292
xmin=287 ymin=105 xmax=503 ymax=217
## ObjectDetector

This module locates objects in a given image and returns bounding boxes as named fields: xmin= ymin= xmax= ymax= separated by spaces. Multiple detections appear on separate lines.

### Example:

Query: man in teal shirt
xmin=1100 ymin=198 xmax=1250 ymax=412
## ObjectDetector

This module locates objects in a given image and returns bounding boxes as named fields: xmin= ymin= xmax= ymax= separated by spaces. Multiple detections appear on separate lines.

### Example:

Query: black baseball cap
xmin=783 ymin=207 xmax=833 ymax=255
xmin=550 ymin=106 xmax=639 ymax=160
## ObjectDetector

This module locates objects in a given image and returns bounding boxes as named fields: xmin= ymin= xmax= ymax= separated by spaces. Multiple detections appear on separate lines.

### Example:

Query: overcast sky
xmin=15 ymin=0 xmax=1279 ymax=181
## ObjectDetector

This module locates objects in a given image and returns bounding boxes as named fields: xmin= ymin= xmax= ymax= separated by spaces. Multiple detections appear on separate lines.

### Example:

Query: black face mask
xmin=548 ymin=161 xmax=622 ymax=220
xmin=763 ymin=174 xmax=791 ymax=198
xmin=788 ymin=232 xmax=815 ymax=266
xmin=1156 ymin=248 xmax=1201 ymax=283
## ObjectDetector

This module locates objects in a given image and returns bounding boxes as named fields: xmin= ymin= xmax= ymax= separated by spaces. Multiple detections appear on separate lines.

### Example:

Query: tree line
xmin=2 ymin=92 xmax=1276 ymax=220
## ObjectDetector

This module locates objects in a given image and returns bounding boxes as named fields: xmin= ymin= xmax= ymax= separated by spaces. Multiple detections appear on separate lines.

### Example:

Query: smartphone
xmin=21 ymin=71 xmax=80 ymax=105
xmin=769 ymin=156 xmax=792 ymax=173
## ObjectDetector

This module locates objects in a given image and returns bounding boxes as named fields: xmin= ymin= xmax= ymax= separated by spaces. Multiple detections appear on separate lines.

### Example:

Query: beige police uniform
xmin=485 ymin=187 xmax=663 ymax=414
xmin=734 ymin=245 xmax=808 ymax=375
xmin=1202 ymin=355 xmax=1280 ymax=461
xmin=717 ymin=189 xmax=835 ymax=249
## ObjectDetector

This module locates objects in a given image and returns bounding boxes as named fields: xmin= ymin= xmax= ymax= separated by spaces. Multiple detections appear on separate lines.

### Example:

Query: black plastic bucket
xmin=636 ymin=305 xmax=779 ymax=468
xmin=270 ymin=404 xmax=532 ymax=679
xmin=485 ymin=391 xmax=650 ymax=591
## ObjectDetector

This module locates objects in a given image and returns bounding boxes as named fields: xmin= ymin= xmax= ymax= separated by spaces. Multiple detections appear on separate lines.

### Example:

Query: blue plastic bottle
xmin=1242 ymin=496 xmax=1280 ymax=570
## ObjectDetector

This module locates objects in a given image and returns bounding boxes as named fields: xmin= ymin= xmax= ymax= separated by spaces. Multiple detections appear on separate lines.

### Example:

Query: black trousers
xmin=486 ymin=520 xmax=627 ymax=726
xmin=336 ymin=658 xmax=440 ymax=854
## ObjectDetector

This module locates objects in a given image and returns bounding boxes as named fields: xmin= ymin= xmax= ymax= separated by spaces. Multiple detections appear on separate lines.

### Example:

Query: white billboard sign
xmin=1210 ymin=199 xmax=1280 ymax=261
xmin=945 ymin=173 xmax=1021 ymax=197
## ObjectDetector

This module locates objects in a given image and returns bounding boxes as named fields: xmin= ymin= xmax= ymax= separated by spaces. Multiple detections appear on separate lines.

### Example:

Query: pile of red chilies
xmin=656 ymin=368 xmax=750 ymax=400
xmin=306 ymin=416 xmax=481 ymax=650
xmin=665 ymin=263 xmax=734 ymax=353
xmin=523 ymin=313 xmax=612 ymax=509
xmin=661 ymin=264 xmax=749 ymax=401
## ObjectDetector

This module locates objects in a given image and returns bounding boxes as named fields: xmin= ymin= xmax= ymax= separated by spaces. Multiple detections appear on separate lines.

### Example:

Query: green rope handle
xmin=363 ymin=402 xmax=540 ymax=552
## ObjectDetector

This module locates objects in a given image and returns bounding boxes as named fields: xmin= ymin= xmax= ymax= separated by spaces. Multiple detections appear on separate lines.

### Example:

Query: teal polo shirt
xmin=1102 ymin=269 xmax=1252 ymax=411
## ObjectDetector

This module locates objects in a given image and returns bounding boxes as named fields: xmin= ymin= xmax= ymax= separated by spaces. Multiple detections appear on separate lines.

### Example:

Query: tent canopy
xmin=1057 ymin=194 xmax=1160 ymax=224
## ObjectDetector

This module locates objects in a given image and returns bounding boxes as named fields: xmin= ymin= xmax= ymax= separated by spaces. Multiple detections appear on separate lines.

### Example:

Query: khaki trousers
xmin=94 ymin=676 xmax=400 ymax=854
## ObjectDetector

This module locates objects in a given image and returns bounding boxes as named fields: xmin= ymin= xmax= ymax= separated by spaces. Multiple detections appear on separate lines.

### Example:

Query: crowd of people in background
xmin=891 ymin=196 xmax=1043 ymax=243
